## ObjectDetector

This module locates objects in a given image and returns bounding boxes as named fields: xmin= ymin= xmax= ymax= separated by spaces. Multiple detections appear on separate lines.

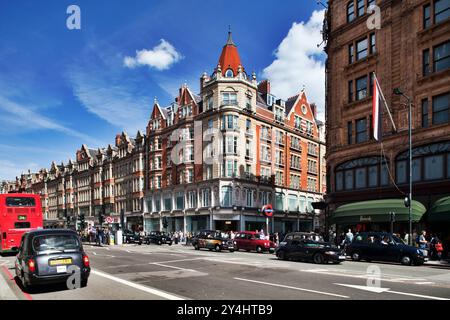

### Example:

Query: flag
xmin=372 ymin=73 xmax=397 ymax=140
xmin=372 ymin=75 xmax=384 ymax=141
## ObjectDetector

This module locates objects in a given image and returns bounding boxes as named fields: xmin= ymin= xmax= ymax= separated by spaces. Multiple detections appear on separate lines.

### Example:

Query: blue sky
xmin=0 ymin=0 xmax=326 ymax=180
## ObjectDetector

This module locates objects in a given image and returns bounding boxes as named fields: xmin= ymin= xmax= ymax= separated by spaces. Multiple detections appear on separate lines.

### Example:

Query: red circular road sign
xmin=105 ymin=216 xmax=113 ymax=224
xmin=262 ymin=204 xmax=274 ymax=217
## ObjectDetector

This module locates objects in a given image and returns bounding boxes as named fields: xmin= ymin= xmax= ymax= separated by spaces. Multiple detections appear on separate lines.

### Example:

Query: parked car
xmin=144 ymin=231 xmax=173 ymax=245
xmin=193 ymin=230 xmax=236 ymax=252
xmin=122 ymin=230 xmax=142 ymax=245
xmin=234 ymin=231 xmax=277 ymax=253
xmin=275 ymin=232 xmax=345 ymax=264
xmin=15 ymin=229 xmax=90 ymax=290
xmin=346 ymin=232 xmax=428 ymax=266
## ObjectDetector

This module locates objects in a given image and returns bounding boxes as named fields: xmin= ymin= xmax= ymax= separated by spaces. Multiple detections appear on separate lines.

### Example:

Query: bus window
xmin=14 ymin=222 xmax=31 ymax=229
xmin=6 ymin=197 xmax=36 ymax=207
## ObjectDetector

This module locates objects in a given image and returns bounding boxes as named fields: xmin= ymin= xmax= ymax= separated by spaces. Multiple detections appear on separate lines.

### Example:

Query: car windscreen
xmin=6 ymin=197 xmax=35 ymax=207
xmin=392 ymin=235 xmax=405 ymax=244
xmin=32 ymin=234 xmax=81 ymax=253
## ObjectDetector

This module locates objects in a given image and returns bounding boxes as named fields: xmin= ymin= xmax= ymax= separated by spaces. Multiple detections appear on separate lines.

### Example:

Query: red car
xmin=234 ymin=231 xmax=277 ymax=253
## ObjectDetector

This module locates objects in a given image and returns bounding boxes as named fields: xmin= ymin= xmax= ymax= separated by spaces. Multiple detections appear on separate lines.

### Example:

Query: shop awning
xmin=428 ymin=196 xmax=450 ymax=223
xmin=331 ymin=199 xmax=426 ymax=224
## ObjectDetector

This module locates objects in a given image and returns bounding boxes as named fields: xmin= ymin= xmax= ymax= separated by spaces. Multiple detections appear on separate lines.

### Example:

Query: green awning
xmin=428 ymin=196 xmax=450 ymax=223
xmin=332 ymin=199 xmax=426 ymax=224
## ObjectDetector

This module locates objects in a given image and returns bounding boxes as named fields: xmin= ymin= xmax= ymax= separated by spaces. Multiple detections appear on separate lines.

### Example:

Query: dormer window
xmin=225 ymin=69 xmax=234 ymax=78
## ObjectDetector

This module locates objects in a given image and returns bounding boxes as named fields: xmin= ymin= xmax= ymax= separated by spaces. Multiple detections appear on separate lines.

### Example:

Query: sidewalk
xmin=425 ymin=259 xmax=450 ymax=266
xmin=0 ymin=267 xmax=17 ymax=300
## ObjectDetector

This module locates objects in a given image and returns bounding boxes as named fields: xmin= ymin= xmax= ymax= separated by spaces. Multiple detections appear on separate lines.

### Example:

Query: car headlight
xmin=234 ymin=241 xmax=237 ymax=245
xmin=324 ymin=251 xmax=337 ymax=255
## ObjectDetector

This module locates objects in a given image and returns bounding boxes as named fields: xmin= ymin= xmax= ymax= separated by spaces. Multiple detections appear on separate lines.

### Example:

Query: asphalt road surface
xmin=1 ymin=243 xmax=450 ymax=300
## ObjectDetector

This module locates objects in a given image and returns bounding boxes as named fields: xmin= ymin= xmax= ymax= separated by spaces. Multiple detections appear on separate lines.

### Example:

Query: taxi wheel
xmin=313 ymin=253 xmax=325 ymax=264
xmin=158 ymin=241 xmax=162 ymax=245
xmin=277 ymin=251 xmax=287 ymax=260
xmin=401 ymin=255 xmax=412 ymax=266
xmin=194 ymin=244 xmax=200 ymax=250
xmin=351 ymin=252 xmax=361 ymax=261
xmin=215 ymin=244 xmax=221 ymax=252
xmin=81 ymin=279 xmax=88 ymax=288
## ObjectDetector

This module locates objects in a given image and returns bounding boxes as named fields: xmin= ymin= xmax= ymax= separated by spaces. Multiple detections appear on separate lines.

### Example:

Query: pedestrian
xmin=98 ymin=228 xmax=104 ymax=246
xmin=418 ymin=230 xmax=428 ymax=250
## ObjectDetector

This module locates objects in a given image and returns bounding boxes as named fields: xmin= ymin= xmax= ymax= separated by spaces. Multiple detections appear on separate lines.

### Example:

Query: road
xmin=1 ymin=243 xmax=450 ymax=300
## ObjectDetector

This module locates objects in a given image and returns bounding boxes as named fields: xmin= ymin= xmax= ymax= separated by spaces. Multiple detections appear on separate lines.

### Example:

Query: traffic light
xmin=80 ymin=214 xmax=85 ymax=229
xmin=404 ymin=196 xmax=410 ymax=208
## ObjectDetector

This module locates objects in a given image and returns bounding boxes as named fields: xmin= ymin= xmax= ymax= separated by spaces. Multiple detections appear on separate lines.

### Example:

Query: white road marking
xmin=235 ymin=277 xmax=349 ymax=299
xmin=91 ymin=269 xmax=185 ymax=300
xmin=415 ymin=282 xmax=435 ymax=285
xmin=335 ymin=283 xmax=449 ymax=300
xmin=92 ymin=252 xmax=97 ymax=256
xmin=149 ymin=258 xmax=204 ymax=265
xmin=153 ymin=263 xmax=198 ymax=272
xmin=388 ymin=290 xmax=450 ymax=300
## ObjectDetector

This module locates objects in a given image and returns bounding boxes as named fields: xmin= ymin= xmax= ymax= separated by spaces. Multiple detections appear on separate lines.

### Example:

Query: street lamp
xmin=393 ymin=88 xmax=412 ymax=245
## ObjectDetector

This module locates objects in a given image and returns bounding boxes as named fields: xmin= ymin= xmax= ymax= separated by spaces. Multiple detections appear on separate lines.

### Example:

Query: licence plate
xmin=49 ymin=258 xmax=72 ymax=266
xmin=56 ymin=265 xmax=67 ymax=273
xmin=339 ymin=256 xmax=346 ymax=260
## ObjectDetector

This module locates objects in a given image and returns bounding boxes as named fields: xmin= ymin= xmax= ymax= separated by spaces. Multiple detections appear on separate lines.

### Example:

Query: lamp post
xmin=393 ymin=88 xmax=412 ymax=245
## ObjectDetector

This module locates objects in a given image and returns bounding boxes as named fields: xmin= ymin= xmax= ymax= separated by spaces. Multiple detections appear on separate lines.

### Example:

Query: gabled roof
xmin=285 ymin=94 xmax=299 ymax=116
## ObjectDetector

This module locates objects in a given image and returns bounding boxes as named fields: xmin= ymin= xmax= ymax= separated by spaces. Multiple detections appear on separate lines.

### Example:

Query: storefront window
xmin=164 ymin=195 xmax=172 ymax=211
xmin=412 ymin=158 xmax=421 ymax=182
xmin=396 ymin=161 xmax=407 ymax=184
xmin=155 ymin=199 xmax=161 ymax=212
xmin=275 ymin=193 xmax=284 ymax=211
xmin=345 ymin=170 xmax=354 ymax=190
xmin=424 ymin=155 xmax=444 ymax=180
xmin=299 ymin=196 xmax=306 ymax=212
xmin=176 ymin=192 xmax=184 ymax=210
xmin=355 ymin=167 xmax=367 ymax=189
xmin=368 ymin=165 xmax=378 ymax=187
xmin=288 ymin=195 xmax=298 ymax=212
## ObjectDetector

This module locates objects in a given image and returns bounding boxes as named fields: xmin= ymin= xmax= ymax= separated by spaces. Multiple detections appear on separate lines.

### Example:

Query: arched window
xmin=225 ymin=69 xmax=234 ymax=78
xmin=396 ymin=141 xmax=450 ymax=184
xmin=347 ymin=1 xmax=355 ymax=22
xmin=335 ymin=156 xmax=390 ymax=191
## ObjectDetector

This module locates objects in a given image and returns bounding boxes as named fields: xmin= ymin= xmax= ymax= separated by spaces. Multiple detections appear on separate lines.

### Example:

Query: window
xmin=349 ymin=44 xmax=354 ymax=64
xmin=357 ymin=0 xmax=365 ymax=16
xmin=422 ymin=99 xmax=429 ymax=128
xmin=246 ymin=119 xmax=251 ymax=130
xmin=225 ymin=69 xmax=234 ymax=78
xmin=348 ymin=80 xmax=354 ymax=103
xmin=432 ymin=93 xmax=449 ymax=125
xmin=435 ymin=0 xmax=450 ymax=23
xmin=347 ymin=1 xmax=355 ymax=22
xmin=336 ymin=157 xmax=389 ymax=191
xmin=356 ymin=118 xmax=367 ymax=143
xmin=155 ymin=199 xmax=161 ymax=212
xmin=356 ymin=38 xmax=368 ymax=60
xmin=348 ymin=121 xmax=353 ymax=145
xmin=164 ymin=195 xmax=172 ymax=211
xmin=222 ymin=92 xmax=237 ymax=105
xmin=207 ymin=96 xmax=213 ymax=110
xmin=246 ymin=189 xmax=254 ymax=207
xmin=396 ymin=141 xmax=450 ymax=184
xmin=187 ymin=191 xmax=197 ymax=208
xmin=222 ymin=115 xmax=239 ymax=130
xmin=176 ymin=192 xmax=184 ymax=210
xmin=290 ymin=136 xmax=301 ymax=150
xmin=368 ymin=0 xmax=375 ymax=8
xmin=423 ymin=49 xmax=430 ymax=76
xmin=370 ymin=33 xmax=376 ymax=54
xmin=221 ymin=186 xmax=233 ymax=207
xmin=434 ymin=41 xmax=450 ymax=73
xmin=188 ymin=169 xmax=194 ymax=183
xmin=202 ymin=189 xmax=211 ymax=207
xmin=6 ymin=197 xmax=35 ymax=207
xmin=356 ymin=76 xmax=367 ymax=101
xmin=288 ymin=195 xmax=298 ymax=212
xmin=424 ymin=4 xmax=431 ymax=28
xmin=275 ymin=193 xmax=284 ymax=210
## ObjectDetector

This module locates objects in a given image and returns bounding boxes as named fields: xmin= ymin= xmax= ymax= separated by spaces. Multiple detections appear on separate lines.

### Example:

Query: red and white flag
xmin=372 ymin=73 xmax=396 ymax=141
xmin=372 ymin=75 xmax=383 ymax=141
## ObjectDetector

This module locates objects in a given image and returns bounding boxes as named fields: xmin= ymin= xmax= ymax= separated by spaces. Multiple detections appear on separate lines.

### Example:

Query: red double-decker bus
xmin=0 ymin=193 xmax=43 ymax=253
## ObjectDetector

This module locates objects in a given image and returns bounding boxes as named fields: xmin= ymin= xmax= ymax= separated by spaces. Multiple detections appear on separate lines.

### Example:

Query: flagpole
xmin=373 ymin=73 xmax=397 ymax=132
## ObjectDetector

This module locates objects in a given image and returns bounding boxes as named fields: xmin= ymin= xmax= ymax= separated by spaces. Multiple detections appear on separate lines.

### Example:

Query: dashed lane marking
xmin=235 ymin=277 xmax=349 ymax=299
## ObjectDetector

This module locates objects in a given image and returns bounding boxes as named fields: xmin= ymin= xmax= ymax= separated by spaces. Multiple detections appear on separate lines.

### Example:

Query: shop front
xmin=126 ymin=215 xmax=143 ymax=232
xmin=331 ymin=199 xmax=426 ymax=235
xmin=213 ymin=214 xmax=239 ymax=232
xmin=185 ymin=215 xmax=209 ymax=233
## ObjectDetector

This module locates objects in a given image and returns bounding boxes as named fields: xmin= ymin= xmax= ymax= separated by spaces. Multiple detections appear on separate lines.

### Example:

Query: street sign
xmin=105 ymin=216 xmax=113 ymax=224
xmin=262 ymin=204 xmax=274 ymax=218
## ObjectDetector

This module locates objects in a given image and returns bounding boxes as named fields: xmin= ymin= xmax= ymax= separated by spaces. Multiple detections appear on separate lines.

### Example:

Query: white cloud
xmin=262 ymin=10 xmax=326 ymax=121
xmin=0 ymin=95 xmax=100 ymax=145
xmin=124 ymin=39 xmax=183 ymax=71
xmin=69 ymin=69 xmax=151 ymax=134
xmin=0 ymin=160 xmax=40 ymax=181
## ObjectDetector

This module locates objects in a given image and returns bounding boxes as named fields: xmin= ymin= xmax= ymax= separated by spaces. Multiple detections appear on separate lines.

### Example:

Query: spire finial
xmin=226 ymin=26 xmax=235 ymax=46
xmin=154 ymin=96 xmax=158 ymax=104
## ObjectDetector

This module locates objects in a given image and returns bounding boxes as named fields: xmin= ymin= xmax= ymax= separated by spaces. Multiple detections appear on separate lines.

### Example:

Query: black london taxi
xmin=275 ymin=232 xmax=346 ymax=264
xmin=15 ymin=229 xmax=90 ymax=289
xmin=346 ymin=232 xmax=428 ymax=266
xmin=144 ymin=231 xmax=173 ymax=245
